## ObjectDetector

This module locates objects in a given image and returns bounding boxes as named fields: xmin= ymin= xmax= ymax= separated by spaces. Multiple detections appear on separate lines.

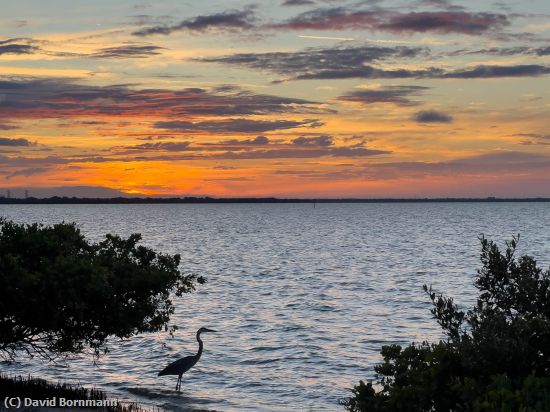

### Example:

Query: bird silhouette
xmin=158 ymin=327 xmax=217 ymax=391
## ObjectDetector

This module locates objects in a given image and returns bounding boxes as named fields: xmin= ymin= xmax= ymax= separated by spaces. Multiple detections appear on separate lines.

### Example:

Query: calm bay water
xmin=1 ymin=203 xmax=549 ymax=411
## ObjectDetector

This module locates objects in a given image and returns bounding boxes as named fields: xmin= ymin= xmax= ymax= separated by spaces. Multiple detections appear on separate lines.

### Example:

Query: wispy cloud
xmin=515 ymin=133 xmax=550 ymax=146
xmin=5 ymin=167 xmax=50 ymax=179
xmin=132 ymin=8 xmax=256 ymax=36
xmin=198 ymin=45 xmax=425 ymax=75
xmin=442 ymin=64 xmax=550 ymax=78
xmin=413 ymin=110 xmax=453 ymax=123
xmin=91 ymin=43 xmax=164 ymax=58
xmin=451 ymin=46 xmax=550 ymax=56
xmin=376 ymin=11 xmax=509 ymax=34
xmin=362 ymin=151 xmax=550 ymax=179
xmin=154 ymin=119 xmax=323 ymax=133
xmin=0 ymin=38 xmax=39 ymax=55
xmin=221 ymin=135 xmax=270 ymax=145
xmin=292 ymin=135 xmax=333 ymax=146
xmin=114 ymin=141 xmax=192 ymax=152
xmin=339 ymin=85 xmax=429 ymax=106
xmin=0 ymin=137 xmax=35 ymax=146
xmin=200 ymin=46 xmax=550 ymax=80
xmin=282 ymin=0 xmax=316 ymax=6
xmin=0 ymin=77 xmax=325 ymax=119
xmin=267 ymin=8 xmax=509 ymax=35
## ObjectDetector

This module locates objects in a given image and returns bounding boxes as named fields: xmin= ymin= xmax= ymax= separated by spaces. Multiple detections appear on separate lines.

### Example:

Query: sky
xmin=0 ymin=0 xmax=549 ymax=198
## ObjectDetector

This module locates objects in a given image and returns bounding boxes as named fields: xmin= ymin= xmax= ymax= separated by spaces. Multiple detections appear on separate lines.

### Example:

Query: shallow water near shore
xmin=1 ymin=203 xmax=549 ymax=411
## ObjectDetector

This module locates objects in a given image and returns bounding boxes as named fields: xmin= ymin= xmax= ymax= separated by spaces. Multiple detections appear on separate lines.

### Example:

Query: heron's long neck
xmin=196 ymin=332 xmax=204 ymax=358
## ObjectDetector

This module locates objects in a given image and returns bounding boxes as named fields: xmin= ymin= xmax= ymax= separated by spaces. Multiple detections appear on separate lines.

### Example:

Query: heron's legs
xmin=176 ymin=375 xmax=182 ymax=391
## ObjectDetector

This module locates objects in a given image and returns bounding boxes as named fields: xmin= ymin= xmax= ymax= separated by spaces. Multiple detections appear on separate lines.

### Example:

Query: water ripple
xmin=1 ymin=203 xmax=549 ymax=411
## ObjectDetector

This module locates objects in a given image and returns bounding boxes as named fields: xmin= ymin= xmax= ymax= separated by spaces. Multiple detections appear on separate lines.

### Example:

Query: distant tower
xmin=25 ymin=189 xmax=29 ymax=199
xmin=7 ymin=189 xmax=11 ymax=199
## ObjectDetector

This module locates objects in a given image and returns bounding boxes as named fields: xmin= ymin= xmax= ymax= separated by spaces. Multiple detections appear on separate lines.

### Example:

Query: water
xmin=1 ymin=203 xmax=549 ymax=411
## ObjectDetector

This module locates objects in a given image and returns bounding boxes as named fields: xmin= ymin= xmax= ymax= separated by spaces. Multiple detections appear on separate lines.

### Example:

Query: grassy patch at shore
xmin=0 ymin=373 xmax=151 ymax=411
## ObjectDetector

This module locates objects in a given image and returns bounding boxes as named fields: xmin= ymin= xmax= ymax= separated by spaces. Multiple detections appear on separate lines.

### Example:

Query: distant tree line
xmin=1 ymin=196 xmax=549 ymax=204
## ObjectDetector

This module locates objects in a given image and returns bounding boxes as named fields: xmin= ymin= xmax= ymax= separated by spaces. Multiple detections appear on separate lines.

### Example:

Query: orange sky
xmin=1 ymin=0 xmax=549 ymax=197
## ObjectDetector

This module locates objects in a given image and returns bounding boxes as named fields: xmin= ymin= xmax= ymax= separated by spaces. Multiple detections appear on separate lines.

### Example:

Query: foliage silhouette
xmin=343 ymin=236 xmax=550 ymax=411
xmin=0 ymin=219 xmax=204 ymax=359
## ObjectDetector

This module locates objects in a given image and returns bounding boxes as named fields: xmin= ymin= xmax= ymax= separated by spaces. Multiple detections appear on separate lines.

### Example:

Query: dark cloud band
xmin=268 ymin=8 xmax=509 ymax=34
xmin=133 ymin=8 xmax=256 ymax=36
xmin=339 ymin=85 xmax=429 ymax=106
xmin=154 ymin=118 xmax=323 ymax=133
xmin=200 ymin=47 xmax=550 ymax=81
xmin=413 ymin=110 xmax=453 ymax=123
xmin=0 ymin=77 xmax=324 ymax=119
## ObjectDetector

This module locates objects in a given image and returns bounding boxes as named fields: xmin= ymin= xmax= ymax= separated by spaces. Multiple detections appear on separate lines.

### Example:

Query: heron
xmin=158 ymin=327 xmax=217 ymax=391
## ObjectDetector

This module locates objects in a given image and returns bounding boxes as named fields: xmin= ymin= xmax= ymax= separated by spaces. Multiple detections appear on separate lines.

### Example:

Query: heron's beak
xmin=203 ymin=328 xmax=217 ymax=333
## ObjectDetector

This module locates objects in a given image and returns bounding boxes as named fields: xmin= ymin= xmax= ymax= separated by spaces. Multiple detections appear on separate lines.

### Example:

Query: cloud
xmin=154 ymin=118 xmax=323 ymax=133
xmin=273 ymin=168 xmax=362 ymax=181
xmin=442 ymin=64 xmax=550 ymax=78
xmin=208 ymin=146 xmax=389 ymax=160
xmin=414 ymin=110 xmax=453 ymax=123
xmin=270 ymin=151 xmax=550 ymax=183
xmin=0 ymin=43 xmax=37 ymax=55
xmin=292 ymin=135 xmax=334 ymax=146
xmin=0 ymin=154 xmax=70 ymax=168
xmin=5 ymin=167 xmax=49 ymax=179
xmin=416 ymin=0 xmax=465 ymax=11
xmin=292 ymin=66 xmax=443 ymax=81
xmin=299 ymin=64 xmax=550 ymax=81
xmin=127 ymin=3 xmax=509 ymax=38
xmin=133 ymin=8 xmax=256 ymax=36
xmin=377 ymin=12 xmax=508 ymax=34
xmin=266 ymin=7 xmax=380 ymax=30
xmin=514 ymin=133 xmax=550 ymax=146
xmin=450 ymin=46 xmax=541 ymax=57
xmin=198 ymin=45 xmax=425 ymax=76
xmin=362 ymin=151 xmax=550 ymax=180
xmin=201 ymin=45 xmax=550 ymax=80
xmin=339 ymin=85 xmax=428 ymax=106
xmin=115 ymin=141 xmax=192 ymax=152
xmin=7 ymin=186 xmax=133 ymax=198
xmin=282 ymin=0 xmax=316 ymax=6
xmin=267 ymin=8 xmax=508 ymax=34
xmin=0 ymin=38 xmax=39 ymax=55
xmin=103 ymin=133 xmax=389 ymax=161
xmin=204 ymin=177 xmax=254 ymax=182
xmin=6 ymin=148 xmax=547 ymax=174
xmin=1 ymin=139 xmax=389 ymax=165
xmin=0 ymin=137 xmax=34 ymax=146
xmin=0 ymin=37 xmax=165 ymax=59
xmin=91 ymin=44 xmax=164 ymax=58
xmin=127 ymin=14 xmax=173 ymax=26
xmin=222 ymin=135 xmax=270 ymax=145
xmin=0 ymin=77 xmax=324 ymax=119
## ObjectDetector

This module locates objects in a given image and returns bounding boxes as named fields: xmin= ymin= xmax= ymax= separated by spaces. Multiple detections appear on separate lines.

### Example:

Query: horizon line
xmin=1 ymin=196 xmax=550 ymax=204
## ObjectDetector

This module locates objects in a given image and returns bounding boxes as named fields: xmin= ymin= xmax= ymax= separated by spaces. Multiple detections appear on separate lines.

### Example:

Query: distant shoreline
xmin=0 ymin=197 xmax=549 ymax=204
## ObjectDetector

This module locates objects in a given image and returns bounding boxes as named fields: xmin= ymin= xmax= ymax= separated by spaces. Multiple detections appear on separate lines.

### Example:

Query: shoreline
xmin=0 ymin=374 xmax=151 ymax=412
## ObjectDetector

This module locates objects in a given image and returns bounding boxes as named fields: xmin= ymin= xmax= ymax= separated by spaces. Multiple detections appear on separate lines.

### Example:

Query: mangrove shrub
xmin=0 ymin=219 xmax=204 ymax=359
xmin=343 ymin=236 xmax=550 ymax=411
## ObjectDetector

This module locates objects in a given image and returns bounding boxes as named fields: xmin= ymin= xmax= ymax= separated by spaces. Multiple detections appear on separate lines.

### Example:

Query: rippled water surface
xmin=1 ymin=203 xmax=549 ymax=411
